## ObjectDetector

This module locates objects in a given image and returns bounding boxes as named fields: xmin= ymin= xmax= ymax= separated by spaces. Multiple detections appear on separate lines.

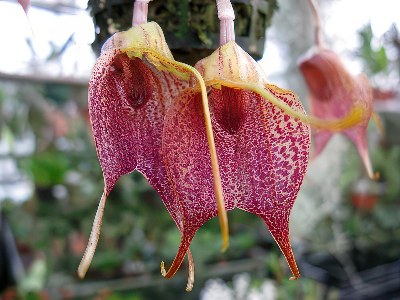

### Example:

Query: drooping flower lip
xmin=298 ymin=46 xmax=376 ymax=179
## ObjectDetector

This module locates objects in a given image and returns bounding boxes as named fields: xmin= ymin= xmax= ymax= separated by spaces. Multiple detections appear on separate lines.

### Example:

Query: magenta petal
xmin=162 ymin=86 xmax=310 ymax=279
xmin=227 ymin=86 xmax=309 ymax=279
xmin=88 ymin=50 xmax=186 ymax=228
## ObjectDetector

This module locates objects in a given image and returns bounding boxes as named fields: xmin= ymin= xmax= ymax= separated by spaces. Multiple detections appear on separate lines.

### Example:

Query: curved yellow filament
xmin=207 ymin=79 xmax=366 ymax=132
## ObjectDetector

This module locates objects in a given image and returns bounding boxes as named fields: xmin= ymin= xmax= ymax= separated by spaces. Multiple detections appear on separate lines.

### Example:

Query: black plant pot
xmin=88 ymin=0 xmax=278 ymax=64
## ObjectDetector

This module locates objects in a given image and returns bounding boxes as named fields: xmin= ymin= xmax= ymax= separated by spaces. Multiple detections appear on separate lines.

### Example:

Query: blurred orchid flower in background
xmin=299 ymin=48 xmax=375 ymax=178
xmin=298 ymin=0 xmax=376 ymax=179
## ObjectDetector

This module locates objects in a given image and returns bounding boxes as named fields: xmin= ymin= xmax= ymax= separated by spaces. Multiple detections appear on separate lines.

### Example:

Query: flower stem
xmin=216 ymin=0 xmax=235 ymax=45
xmin=132 ymin=0 xmax=150 ymax=26
xmin=307 ymin=0 xmax=324 ymax=47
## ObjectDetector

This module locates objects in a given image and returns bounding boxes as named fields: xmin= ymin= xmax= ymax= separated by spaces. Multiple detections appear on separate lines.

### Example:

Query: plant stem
xmin=216 ymin=0 xmax=235 ymax=45
xmin=307 ymin=0 xmax=323 ymax=47
xmin=132 ymin=0 xmax=150 ymax=26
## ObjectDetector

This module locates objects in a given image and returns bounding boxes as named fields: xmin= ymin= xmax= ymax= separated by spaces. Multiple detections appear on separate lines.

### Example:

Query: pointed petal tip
xmin=185 ymin=283 xmax=193 ymax=292
xmin=220 ymin=218 xmax=229 ymax=253
xmin=77 ymin=266 xmax=86 ymax=279
xmin=289 ymin=274 xmax=300 ymax=280
xmin=363 ymin=150 xmax=376 ymax=180
xmin=160 ymin=261 xmax=167 ymax=277
xmin=221 ymin=239 xmax=229 ymax=253
xmin=286 ymin=257 xmax=301 ymax=280
xmin=263 ymin=214 xmax=301 ymax=283
xmin=161 ymin=251 xmax=195 ymax=292
xmin=185 ymin=249 xmax=195 ymax=292
xmin=18 ymin=0 xmax=30 ymax=14
xmin=370 ymin=171 xmax=380 ymax=181
xmin=77 ymin=191 xmax=108 ymax=280
xmin=159 ymin=235 xmax=193 ymax=280
xmin=355 ymin=139 xmax=377 ymax=181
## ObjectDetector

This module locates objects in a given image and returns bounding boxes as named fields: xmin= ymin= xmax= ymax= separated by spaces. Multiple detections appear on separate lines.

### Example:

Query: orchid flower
xmin=79 ymin=0 xmax=227 ymax=291
xmin=160 ymin=0 xmax=311 ymax=281
xmin=298 ymin=0 xmax=376 ymax=179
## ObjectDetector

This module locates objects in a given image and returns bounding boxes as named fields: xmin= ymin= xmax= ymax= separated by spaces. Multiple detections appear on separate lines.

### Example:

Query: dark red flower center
xmin=112 ymin=54 xmax=153 ymax=109
xmin=212 ymin=86 xmax=246 ymax=134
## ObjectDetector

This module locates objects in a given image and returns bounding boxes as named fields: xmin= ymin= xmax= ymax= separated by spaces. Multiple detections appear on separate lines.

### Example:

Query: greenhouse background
xmin=0 ymin=0 xmax=399 ymax=299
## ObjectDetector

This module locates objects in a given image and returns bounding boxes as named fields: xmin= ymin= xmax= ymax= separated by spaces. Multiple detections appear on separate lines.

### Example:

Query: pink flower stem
xmin=132 ymin=0 xmax=150 ymax=26
xmin=216 ymin=0 xmax=235 ymax=45
xmin=307 ymin=0 xmax=323 ymax=47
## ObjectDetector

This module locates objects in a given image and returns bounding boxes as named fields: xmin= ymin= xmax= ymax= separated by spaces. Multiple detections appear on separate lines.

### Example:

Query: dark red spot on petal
xmin=112 ymin=54 xmax=153 ymax=109
xmin=213 ymin=86 xmax=246 ymax=134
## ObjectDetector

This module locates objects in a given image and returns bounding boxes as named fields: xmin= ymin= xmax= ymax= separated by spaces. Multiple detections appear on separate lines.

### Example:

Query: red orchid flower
xmin=160 ymin=0 xmax=311 ymax=280
xmin=79 ymin=0 xmax=226 ymax=291
xmin=298 ymin=0 xmax=375 ymax=179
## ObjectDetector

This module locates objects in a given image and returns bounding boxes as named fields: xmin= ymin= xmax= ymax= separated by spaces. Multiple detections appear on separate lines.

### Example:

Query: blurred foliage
xmin=358 ymin=24 xmax=389 ymax=75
